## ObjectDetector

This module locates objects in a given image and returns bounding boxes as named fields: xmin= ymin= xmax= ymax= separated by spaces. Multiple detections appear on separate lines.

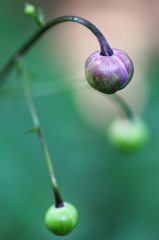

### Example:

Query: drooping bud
xmin=107 ymin=116 xmax=150 ymax=152
xmin=85 ymin=49 xmax=134 ymax=94
xmin=45 ymin=202 xmax=78 ymax=236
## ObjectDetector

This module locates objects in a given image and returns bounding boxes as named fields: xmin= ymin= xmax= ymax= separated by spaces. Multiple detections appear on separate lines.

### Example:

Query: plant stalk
xmin=0 ymin=15 xmax=113 ymax=85
xmin=16 ymin=56 xmax=63 ymax=207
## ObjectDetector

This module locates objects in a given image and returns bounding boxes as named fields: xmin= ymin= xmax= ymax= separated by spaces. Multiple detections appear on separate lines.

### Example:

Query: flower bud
xmin=85 ymin=49 xmax=134 ymax=94
xmin=45 ymin=202 xmax=78 ymax=236
xmin=107 ymin=116 xmax=150 ymax=152
xmin=24 ymin=4 xmax=36 ymax=16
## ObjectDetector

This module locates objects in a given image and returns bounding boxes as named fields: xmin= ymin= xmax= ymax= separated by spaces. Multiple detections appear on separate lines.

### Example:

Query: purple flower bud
xmin=85 ymin=49 xmax=134 ymax=94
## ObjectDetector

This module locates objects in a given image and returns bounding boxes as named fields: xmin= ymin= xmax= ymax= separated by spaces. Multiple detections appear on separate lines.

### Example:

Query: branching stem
xmin=0 ymin=14 xmax=133 ymax=205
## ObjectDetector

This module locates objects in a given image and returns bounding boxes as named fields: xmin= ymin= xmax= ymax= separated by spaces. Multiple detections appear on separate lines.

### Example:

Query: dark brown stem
xmin=0 ymin=15 xmax=113 ymax=85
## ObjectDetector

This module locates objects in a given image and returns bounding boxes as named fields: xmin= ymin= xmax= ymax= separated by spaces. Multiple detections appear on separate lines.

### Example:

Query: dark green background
xmin=0 ymin=1 xmax=159 ymax=240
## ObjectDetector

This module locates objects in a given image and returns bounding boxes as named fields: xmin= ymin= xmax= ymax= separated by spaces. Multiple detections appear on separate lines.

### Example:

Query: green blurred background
xmin=1 ymin=0 xmax=159 ymax=239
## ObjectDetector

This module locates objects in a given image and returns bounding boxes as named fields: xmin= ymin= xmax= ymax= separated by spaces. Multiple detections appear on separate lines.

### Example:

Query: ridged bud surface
xmin=85 ymin=49 xmax=134 ymax=94
xmin=45 ymin=202 xmax=78 ymax=236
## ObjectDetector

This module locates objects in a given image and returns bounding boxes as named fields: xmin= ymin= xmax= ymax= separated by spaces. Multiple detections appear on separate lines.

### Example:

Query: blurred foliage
xmin=1 ymin=1 xmax=159 ymax=240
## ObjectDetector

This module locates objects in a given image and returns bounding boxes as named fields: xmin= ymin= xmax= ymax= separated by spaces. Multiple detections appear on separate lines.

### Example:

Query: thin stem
xmin=32 ymin=15 xmax=44 ymax=29
xmin=111 ymin=94 xmax=134 ymax=120
xmin=18 ymin=16 xmax=113 ymax=56
xmin=0 ymin=15 xmax=113 ymax=84
xmin=16 ymin=56 xmax=63 ymax=207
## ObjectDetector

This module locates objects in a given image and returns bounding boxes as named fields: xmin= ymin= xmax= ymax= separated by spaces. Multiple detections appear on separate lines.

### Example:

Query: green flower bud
xmin=45 ymin=202 xmax=78 ymax=236
xmin=107 ymin=116 xmax=150 ymax=152
xmin=24 ymin=4 xmax=36 ymax=16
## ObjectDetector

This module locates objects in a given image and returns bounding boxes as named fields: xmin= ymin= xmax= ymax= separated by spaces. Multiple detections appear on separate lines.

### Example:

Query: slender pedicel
xmin=112 ymin=94 xmax=134 ymax=120
xmin=0 ymin=16 xmax=113 ymax=84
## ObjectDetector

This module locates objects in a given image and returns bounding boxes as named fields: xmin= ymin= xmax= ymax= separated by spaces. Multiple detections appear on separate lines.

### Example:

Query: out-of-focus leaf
xmin=24 ymin=126 xmax=38 ymax=134
xmin=0 ymin=75 xmax=87 ymax=100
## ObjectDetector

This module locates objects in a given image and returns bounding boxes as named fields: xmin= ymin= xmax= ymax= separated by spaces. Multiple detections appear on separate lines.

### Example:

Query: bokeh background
xmin=1 ymin=0 xmax=159 ymax=239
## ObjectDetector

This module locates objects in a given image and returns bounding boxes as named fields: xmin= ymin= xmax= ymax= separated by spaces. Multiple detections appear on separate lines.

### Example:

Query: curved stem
xmin=18 ymin=16 xmax=113 ymax=56
xmin=112 ymin=94 xmax=134 ymax=120
xmin=16 ymin=56 xmax=63 ymax=208
xmin=0 ymin=15 xmax=113 ymax=84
